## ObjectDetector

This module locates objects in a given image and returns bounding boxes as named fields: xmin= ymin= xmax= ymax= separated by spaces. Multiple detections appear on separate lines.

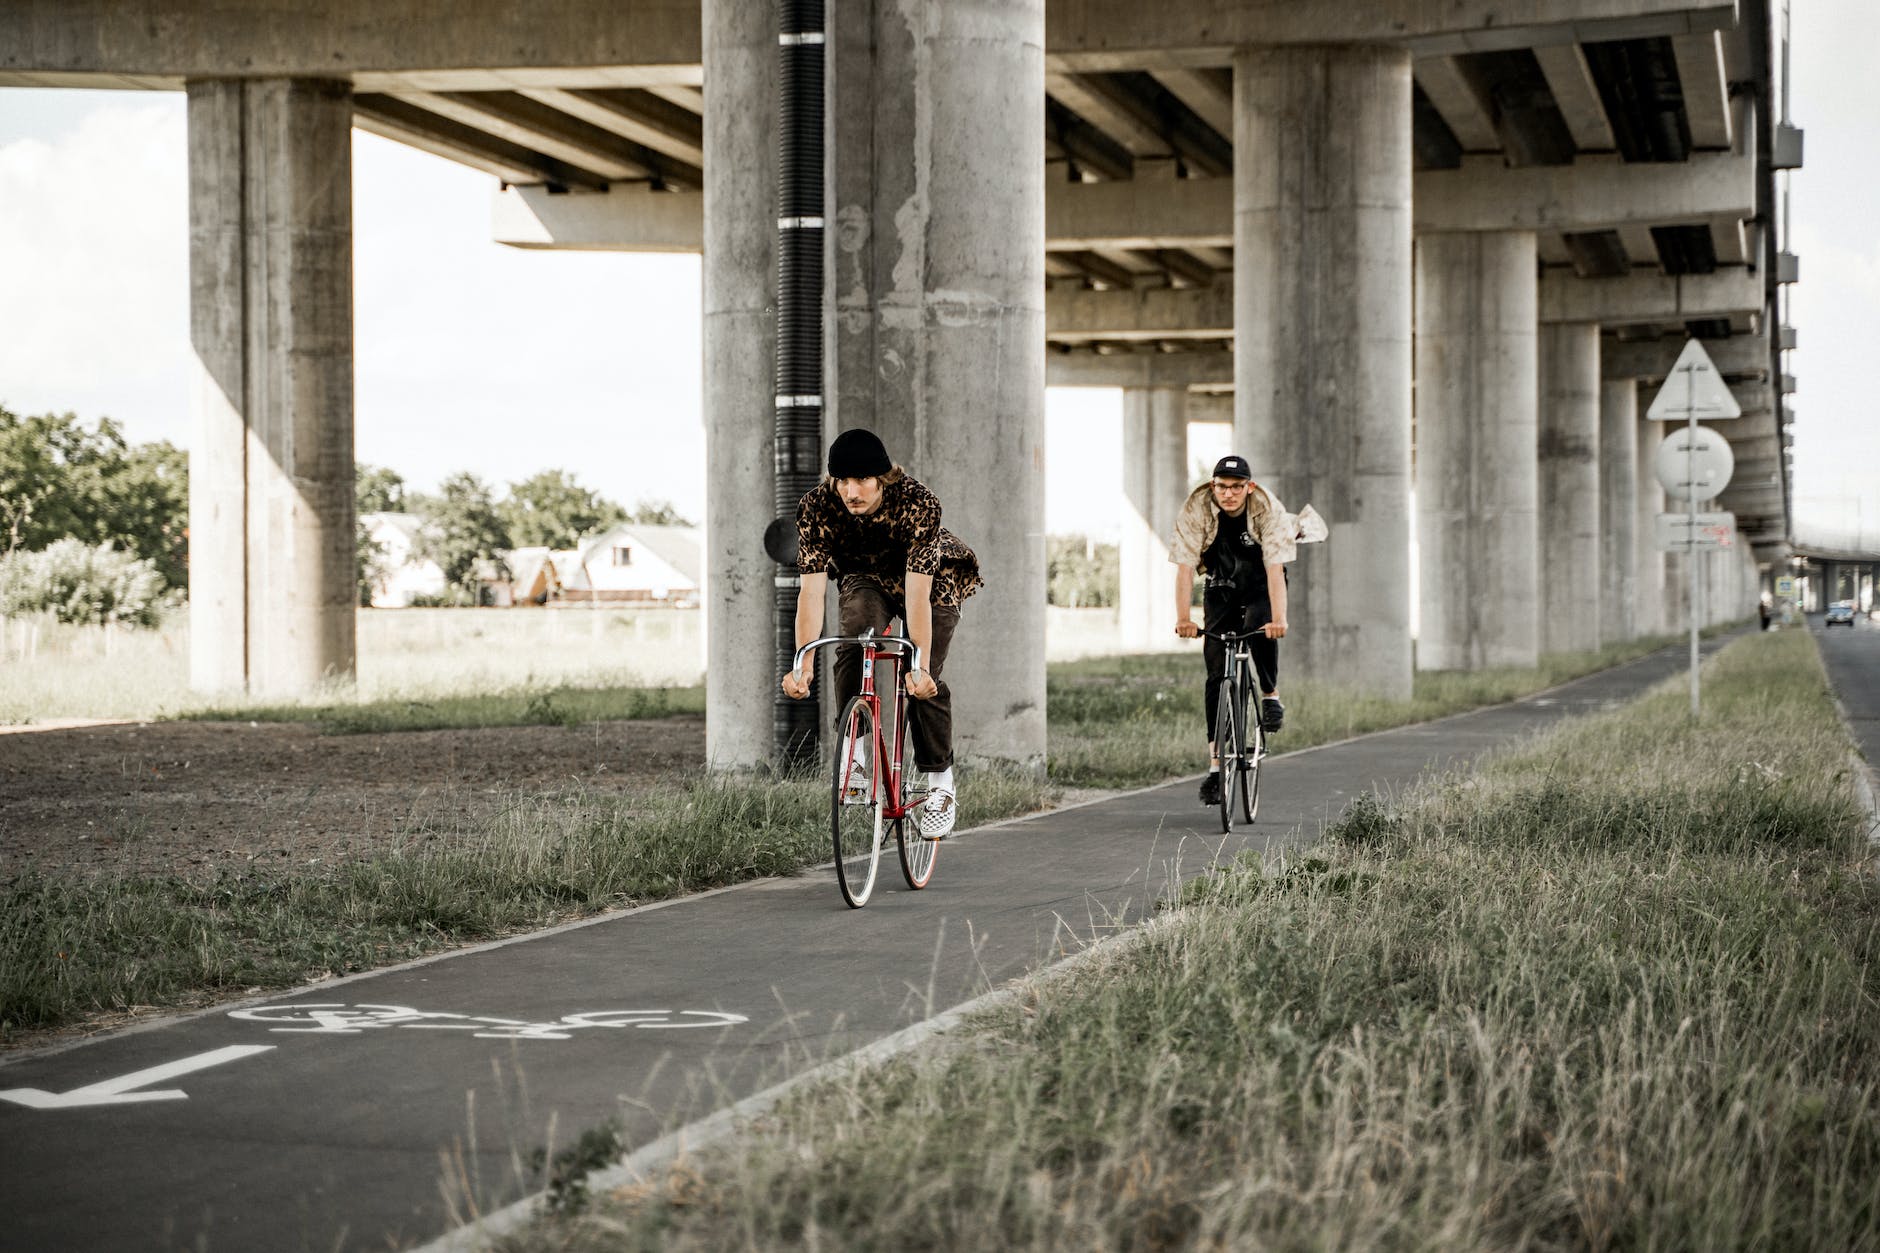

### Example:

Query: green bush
xmin=1047 ymin=533 xmax=1118 ymax=607
xmin=0 ymin=538 xmax=170 ymax=627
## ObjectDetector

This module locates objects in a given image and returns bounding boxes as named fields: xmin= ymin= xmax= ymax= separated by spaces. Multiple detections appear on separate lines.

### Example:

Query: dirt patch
xmin=0 ymin=716 xmax=706 ymax=881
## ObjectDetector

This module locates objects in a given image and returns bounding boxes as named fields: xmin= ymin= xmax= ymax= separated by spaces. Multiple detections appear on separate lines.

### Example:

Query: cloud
xmin=0 ymin=97 xmax=190 ymax=437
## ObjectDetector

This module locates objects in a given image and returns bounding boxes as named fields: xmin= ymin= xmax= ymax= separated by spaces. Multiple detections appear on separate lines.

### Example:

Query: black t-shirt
xmin=1202 ymin=508 xmax=1268 ymax=604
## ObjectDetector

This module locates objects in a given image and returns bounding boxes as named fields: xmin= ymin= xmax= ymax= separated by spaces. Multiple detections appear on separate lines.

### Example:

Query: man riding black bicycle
xmin=1171 ymin=455 xmax=1296 ymax=809
xmin=779 ymin=427 xmax=982 ymax=839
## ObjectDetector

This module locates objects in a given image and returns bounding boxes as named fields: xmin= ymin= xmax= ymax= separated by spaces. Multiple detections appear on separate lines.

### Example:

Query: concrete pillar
xmin=186 ymin=78 xmax=354 ymax=697
xmin=1234 ymin=45 xmax=1413 ymax=697
xmin=703 ymin=0 xmax=778 ymax=768
xmin=1538 ymin=323 xmax=1601 ymax=654
xmin=1634 ymin=413 xmax=1667 ymax=634
xmin=1598 ymin=377 xmax=1638 ymax=644
xmin=1119 ymin=387 xmax=1188 ymax=650
xmin=1414 ymin=231 xmax=1540 ymax=670
xmin=826 ymin=0 xmax=1046 ymax=766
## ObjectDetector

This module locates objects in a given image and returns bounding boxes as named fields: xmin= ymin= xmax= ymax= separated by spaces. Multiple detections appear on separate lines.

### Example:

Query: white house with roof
xmin=360 ymin=511 xmax=446 ymax=608
xmin=503 ymin=546 xmax=558 ymax=606
xmin=554 ymin=524 xmax=700 ymax=606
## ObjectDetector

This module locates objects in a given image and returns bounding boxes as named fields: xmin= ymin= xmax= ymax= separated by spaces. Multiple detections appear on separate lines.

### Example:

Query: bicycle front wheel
xmin=1239 ymin=695 xmax=1262 ymax=824
xmin=832 ymin=696 xmax=884 ymax=908
xmin=1214 ymin=677 xmax=1239 ymax=835
xmin=893 ymin=709 xmax=938 ymax=889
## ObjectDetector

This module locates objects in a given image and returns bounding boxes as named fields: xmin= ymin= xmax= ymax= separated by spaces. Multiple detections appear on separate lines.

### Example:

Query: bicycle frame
xmin=793 ymin=628 xmax=928 ymax=820
xmin=1203 ymin=626 xmax=1270 ymax=829
xmin=1202 ymin=628 xmax=1271 ymax=720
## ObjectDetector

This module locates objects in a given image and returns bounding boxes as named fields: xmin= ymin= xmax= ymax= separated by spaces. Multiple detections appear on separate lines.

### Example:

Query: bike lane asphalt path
xmin=1808 ymin=615 xmax=1880 ymax=798
xmin=0 ymin=636 xmax=1738 ymax=1253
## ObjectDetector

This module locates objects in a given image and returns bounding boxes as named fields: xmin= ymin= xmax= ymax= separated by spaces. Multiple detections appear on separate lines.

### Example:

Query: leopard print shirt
xmin=795 ymin=476 xmax=983 ymax=607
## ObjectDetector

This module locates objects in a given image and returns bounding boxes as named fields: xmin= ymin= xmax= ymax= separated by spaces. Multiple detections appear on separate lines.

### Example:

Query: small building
xmin=360 ymin=511 xmax=446 ymax=608
xmin=553 ymin=524 xmax=700 ymax=606
xmin=504 ymin=546 xmax=559 ymax=606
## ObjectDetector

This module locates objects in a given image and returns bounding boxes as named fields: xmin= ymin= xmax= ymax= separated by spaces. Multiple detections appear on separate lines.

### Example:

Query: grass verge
xmin=1048 ymin=630 xmax=1699 ymax=787
xmin=0 ymin=767 xmax=1051 ymax=1044
xmin=180 ymin=683 xmax=705 ymax=734
xmin=525 ymin=628 xmax=1879 ymax=1250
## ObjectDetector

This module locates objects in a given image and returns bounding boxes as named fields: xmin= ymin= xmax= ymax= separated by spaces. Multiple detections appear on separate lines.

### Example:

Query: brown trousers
xmin=831 ymin=583 xmax=960 ymax=773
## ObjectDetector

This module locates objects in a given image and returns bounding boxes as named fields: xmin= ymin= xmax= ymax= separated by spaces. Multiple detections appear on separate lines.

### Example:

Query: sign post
xmin=1646 ymin=338 xmax=1741 ymax=718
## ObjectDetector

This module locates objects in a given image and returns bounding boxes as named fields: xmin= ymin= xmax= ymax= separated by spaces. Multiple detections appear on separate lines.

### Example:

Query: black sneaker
xmin=1261 ymin=698 xmax=1285 ymax=733
xmin=1198 ymin=772 xmax=1223 ymax=806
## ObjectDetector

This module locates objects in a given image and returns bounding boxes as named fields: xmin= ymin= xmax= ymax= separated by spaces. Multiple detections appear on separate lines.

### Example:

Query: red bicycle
xmin=792 ymin=627 xmax=937 ymax=907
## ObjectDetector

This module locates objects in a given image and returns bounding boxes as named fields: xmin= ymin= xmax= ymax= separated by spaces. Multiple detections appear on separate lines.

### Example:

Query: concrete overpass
xmin=0 ymin=0 xmax=1803 ymax=768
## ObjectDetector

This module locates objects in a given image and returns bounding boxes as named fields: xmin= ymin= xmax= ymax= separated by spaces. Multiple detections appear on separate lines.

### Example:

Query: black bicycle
xmin=1203 ymin=628 xmax=1270 ymax=833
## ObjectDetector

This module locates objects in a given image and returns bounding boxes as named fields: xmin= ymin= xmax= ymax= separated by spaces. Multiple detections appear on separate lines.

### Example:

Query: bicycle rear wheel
xmin=1214 ymin=677 xmax=1238 ymax=835
xmin=893 ymin=708 xmax=938 ymax=889
xmin=832 ymin=696 xmax=884 ymax=908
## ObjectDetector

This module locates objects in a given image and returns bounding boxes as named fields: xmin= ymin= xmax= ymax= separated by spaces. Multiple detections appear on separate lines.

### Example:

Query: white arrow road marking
xmin=0 ymin=1044 xmax=275 ymax=1110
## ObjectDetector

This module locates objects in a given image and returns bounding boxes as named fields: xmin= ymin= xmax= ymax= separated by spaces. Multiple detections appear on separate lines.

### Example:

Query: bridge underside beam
xmin=1414 ymin=152 xmax=1753 ymax=234
xmin=1046 ymin=348 xmax=1233 ymax=388
xmin=1540 ymin=267 xmax=1764 ymax=325
xmin=1603 ymin=331 xmax=1770 ymax=380
xmin=1047 ymin=155 xmax=1758 ymax=249
xmin=493 ymin=148 xmax=1758 ymax=254
xmin=1046 ymin=271 xmax=1776 ymax=341
xmin=1047 ymin=278 xmax=1232 ymax=340
xmin=0 ymin=0 xmax=701 ymax=88
xmin=494 ymin=185 xmax=703 ymax=251
xmin=1044 ymin=0 xmax=1736 ymax=70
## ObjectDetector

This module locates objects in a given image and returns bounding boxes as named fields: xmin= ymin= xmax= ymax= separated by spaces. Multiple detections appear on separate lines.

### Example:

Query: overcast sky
xmin=0 ymin=0 xmax=1868 ymax=547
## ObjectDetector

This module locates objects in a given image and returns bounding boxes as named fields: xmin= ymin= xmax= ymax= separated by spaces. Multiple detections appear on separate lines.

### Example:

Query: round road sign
xmin=1654 ymin=425 xmax=1734 ymax=502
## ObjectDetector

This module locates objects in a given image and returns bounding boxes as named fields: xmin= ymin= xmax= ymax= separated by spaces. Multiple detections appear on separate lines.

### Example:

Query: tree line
xmin=0 ymin=404 xmax=689 ymax=624
xmin=2 ymin=404 xmax=1124 ymax=622
xmin=355 ymin=464 xmax=689 ymax=602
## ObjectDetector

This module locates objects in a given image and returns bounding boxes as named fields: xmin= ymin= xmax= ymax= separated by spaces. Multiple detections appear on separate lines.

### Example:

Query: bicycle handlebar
xmin=791 ymin=631 xmax=925 ymax=678
xmin=1199 ymin=627 xmax=1273 ymax=642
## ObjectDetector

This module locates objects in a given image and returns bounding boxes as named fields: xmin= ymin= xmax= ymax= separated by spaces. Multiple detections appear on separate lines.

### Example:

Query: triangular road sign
xmin=1646 ymin=338 xmax=1743 ymax=421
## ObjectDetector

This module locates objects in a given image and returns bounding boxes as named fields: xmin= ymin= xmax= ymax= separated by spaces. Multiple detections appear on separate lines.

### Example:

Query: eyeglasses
xmin=1211 ymin=480 xmax=1251 ymax=492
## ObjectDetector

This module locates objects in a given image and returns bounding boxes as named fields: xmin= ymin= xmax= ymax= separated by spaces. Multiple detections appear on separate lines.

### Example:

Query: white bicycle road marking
xmin=227 ymin=1003 xmax=747 ymax=1040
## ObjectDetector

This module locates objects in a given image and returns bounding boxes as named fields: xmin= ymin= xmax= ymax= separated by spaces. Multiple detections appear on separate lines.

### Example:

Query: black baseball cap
xmin=1212 ymin=454 xmax=1252 ymax=480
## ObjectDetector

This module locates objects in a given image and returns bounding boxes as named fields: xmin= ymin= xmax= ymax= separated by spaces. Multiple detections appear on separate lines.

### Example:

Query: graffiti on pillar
xmin=228 ymin=1002 xmax=748 ymax=1040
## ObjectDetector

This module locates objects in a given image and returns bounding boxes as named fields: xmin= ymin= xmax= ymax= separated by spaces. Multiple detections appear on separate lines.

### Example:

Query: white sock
xmin=930 ymin=766 xmax=955 ymax=794
xmin=1207 ymin=765 xmax=1221 ymax=776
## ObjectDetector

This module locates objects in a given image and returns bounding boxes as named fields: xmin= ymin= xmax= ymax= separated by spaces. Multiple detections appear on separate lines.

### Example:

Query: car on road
xmin=1825 ymin=601 xmax=1857 ymax=627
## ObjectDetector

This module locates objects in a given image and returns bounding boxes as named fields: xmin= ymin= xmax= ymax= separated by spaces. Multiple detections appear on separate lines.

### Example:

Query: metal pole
xmin=1687 ymin=366 xmax=1700 ymax=719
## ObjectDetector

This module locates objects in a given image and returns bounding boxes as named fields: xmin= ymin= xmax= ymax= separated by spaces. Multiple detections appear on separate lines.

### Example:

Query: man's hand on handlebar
xmin=781 ymin=668 xmax=812 ymax=700
xmin=906 ymin=668 xmax=939 ymax=701
xmin=1260 ymin=620 xmax=1288 ymax=640
xmin=1175 ymin=617 xmax=1200 ymax=639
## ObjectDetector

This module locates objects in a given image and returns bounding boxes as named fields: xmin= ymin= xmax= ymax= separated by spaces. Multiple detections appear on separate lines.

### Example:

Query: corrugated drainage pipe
xmin=773 ymin=0 xmax=825 ymax=767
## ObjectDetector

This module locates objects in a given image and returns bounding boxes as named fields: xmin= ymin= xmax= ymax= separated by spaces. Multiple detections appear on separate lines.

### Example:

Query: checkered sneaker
xmin=918 ymin=785 xmax=957 ymax=840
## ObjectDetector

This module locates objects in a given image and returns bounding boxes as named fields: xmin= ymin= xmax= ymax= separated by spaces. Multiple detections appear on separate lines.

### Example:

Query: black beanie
xmin=827 ymin=427 xmax=892 ymax=478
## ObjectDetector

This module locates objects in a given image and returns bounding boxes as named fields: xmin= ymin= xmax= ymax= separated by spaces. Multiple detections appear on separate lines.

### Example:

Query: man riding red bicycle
xmin=780 ymin=428 xmax=981 ymax=839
